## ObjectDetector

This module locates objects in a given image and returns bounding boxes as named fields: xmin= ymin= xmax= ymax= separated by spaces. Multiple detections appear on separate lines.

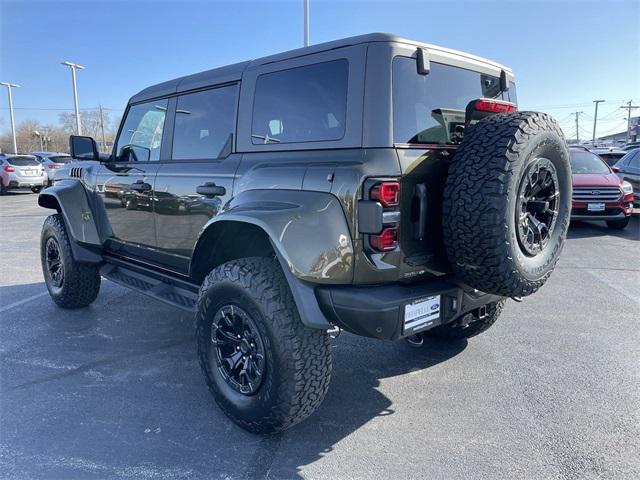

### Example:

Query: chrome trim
xmin=572 ymin=186 xmax=622 ymax=202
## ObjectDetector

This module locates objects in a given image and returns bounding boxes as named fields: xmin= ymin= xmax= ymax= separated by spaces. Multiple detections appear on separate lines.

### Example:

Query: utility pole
xmin=61 ymin=61 xmax=85 ymax=135
xmin=0 ymin=82 xmax=20 ymax=153
xmin=574 ymin=111 xmax=584 ymax=143
xmin=620 ymin=100 xmax=640 ymax=143
xmin=592 ymin=100 xmax=605 ymax=145
xmin=303 ymin=0 xmax=309 ymax=47
xmin=99 ymin=105 xmax=107 ymax=152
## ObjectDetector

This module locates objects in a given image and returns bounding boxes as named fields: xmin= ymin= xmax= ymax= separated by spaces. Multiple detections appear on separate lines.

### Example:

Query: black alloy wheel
xmin=515 ymin=158 xmax=560 ymax=256
xmin=45 ymin=237 xmax=64 ymax=288
xmin=211 ymin=304 xmax=266 ymax=395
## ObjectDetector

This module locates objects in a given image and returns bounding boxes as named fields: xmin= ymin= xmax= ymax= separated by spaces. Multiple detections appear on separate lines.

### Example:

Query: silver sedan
xmin=0 ymin=154 xmax=48 ymax=194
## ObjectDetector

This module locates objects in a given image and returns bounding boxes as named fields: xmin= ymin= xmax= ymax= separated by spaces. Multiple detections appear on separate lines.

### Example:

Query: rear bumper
xmin=6 ymin=178 xmax=47 ymax=189
xmin=315 ymin=279 xmax=502 ymax=340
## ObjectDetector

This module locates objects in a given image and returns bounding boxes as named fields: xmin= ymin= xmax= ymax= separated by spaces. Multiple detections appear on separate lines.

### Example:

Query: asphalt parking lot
xmin=1 ymin=192 xmax=639 ymax=480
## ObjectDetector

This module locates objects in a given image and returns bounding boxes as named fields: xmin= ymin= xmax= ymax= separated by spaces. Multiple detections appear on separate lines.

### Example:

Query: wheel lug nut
xmin=236 ymin=346 xmax=240 ymax=350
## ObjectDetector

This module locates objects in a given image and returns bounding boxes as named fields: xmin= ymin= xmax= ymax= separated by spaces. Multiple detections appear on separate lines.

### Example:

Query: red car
xmin=569 ymin=146 xmax=634 ymax=229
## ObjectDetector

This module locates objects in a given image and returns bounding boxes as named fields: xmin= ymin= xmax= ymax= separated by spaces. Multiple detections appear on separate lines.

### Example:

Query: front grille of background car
xmin=572 ymin=187 xmax=621 ymax=202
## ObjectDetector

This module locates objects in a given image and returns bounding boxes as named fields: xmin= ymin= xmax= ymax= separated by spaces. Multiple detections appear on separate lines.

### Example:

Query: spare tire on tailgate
xmin=443 ymin=112 xmax=571 ymax=297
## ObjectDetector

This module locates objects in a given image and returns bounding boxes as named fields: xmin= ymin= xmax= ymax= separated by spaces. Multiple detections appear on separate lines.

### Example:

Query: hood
xmin=572 ymin=172 xmax=621 ymax=187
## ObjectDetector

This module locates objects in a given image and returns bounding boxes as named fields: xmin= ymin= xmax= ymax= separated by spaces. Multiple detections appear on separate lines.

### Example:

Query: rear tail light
xmin=370 ymin=227 xmax=398 ymax=252
xmin=3 ymin=166 xmax=14 ymax=173
xmin=474 ymin=98 xmax=517 ymax=113
xmin=47 ymin=164 xmax=58 ymax=169
xmin=370 ymin=182 xmax=400 ymax=207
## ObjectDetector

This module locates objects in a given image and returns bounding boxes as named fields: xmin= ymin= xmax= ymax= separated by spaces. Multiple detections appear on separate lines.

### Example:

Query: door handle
xmin=197 ymin=182 xmax=226 ymax=197
xmin=130 ymin=179 xmax=152 ymax=192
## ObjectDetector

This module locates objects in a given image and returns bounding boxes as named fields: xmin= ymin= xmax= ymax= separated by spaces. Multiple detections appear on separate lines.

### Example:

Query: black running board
xmin=100 ymin=260 xmax=198 ymax=312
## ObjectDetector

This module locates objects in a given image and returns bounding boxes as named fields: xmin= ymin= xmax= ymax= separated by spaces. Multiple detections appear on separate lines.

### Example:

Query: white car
xmin=31 ymin=151 xmax=72 ymax=185
xmin=0 ymin=154 xmax=47 ymax=194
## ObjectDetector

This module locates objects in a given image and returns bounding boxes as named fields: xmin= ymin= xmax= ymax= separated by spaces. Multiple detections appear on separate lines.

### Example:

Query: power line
xmin=620 ymin=100 xmax=640 ymax=142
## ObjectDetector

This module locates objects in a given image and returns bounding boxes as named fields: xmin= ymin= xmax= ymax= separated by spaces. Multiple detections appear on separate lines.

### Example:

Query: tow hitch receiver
xmin=474 ymin=305 xmax=487 ymax=320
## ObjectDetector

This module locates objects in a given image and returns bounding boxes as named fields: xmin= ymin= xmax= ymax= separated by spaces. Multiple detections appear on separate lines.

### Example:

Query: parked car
xmin=38 ymin=33 xmax=573 ymax=433
xmin=570 ymin=147 xmax=634 ymax=229
xmin=613 ymin=148 xmax=640 ymax=206
xmin=590 ymin=146 xmax=627 ymax=166
xmin=31 ymin=152 xmax=72 ymax=185
xmin=0 ymin=154 xmax=47 ymax=194
xmin=620 ymin=143 xmax=640 ymax=151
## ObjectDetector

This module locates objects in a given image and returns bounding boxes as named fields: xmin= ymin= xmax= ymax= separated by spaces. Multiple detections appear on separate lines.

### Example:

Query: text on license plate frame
xmin=403 ymin=295 xmax=441 ymax=335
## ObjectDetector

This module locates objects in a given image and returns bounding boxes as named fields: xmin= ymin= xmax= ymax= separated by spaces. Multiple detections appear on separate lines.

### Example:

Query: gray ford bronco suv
xmin=39 ymin=33 xmax=571 ymax=433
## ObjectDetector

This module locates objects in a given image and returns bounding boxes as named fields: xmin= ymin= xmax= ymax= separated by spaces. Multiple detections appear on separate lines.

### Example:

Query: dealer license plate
xmin=587 ymin=203 xmax=605 ymax=212
xmin=403 ymin=295 xmax=441 ymax=334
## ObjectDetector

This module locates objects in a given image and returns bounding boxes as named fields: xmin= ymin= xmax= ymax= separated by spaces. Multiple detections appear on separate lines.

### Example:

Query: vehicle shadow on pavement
xmin=0 ymin=281 xmax=466 ymax=480
xmin=252 ymin=334 xmax=468 ymax=479
xmin=568 ymin=217 xmax=639 ymax=241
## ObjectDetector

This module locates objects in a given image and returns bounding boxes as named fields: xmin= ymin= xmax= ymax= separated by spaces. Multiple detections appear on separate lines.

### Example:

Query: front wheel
xmin=41 ymin=214 xmax=101 ymax=309
xmin=606 ymin=217 xmax=630 ymax=230
xmin=196 ymin=257 xmax=332 ymax=434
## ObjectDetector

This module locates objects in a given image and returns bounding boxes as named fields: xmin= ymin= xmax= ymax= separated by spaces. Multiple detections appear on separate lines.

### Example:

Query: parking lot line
xmin=0 ymin=291 xmax=48 ymax=314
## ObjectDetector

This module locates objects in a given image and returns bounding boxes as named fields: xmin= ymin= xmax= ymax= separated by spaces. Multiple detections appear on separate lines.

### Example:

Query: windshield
xmin=569 ymin=151 xmax=610 ymax=174
xmin=49 ymin=156 xmax=72 ymax=164
xmin=393 ymin=57 xmax=517 ymax=145
xmin=6 ymin=156 xmax=40 ymax=166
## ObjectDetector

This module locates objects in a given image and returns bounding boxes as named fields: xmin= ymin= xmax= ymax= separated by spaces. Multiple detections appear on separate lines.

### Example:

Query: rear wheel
xmin=606 ymin=217 xmax=629 ymax=230
xmin=41 ymin=214 xmax=101 ymax=309
xmin=428 ymin=301 xmax=506 ymax=341
xmin=443 ymin=112 xmax=572 ymax=297
xmin=196 ymin=257 xmax=332 ymax=434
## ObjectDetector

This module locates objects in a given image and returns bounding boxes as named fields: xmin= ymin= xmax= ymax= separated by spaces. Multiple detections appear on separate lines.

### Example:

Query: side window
xmin=251 ymin=59 xmax=348 ymax=144
xmin=115 ymin=99 xmax=168 ymax=162
xmin=172 ymin=84 xmax=237 ymax=160
xmin=628 ymin=150 xmax=639 ymax=169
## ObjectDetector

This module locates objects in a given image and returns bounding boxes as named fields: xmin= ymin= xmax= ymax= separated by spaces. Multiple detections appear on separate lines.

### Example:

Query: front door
xmin=96 ymin=98 xmax=169 ymax=262
xmin=152 ymin=84 xmax=240 ymax=273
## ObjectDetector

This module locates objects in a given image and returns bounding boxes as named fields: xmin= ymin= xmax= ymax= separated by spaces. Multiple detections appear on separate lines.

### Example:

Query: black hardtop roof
xmin=130 ymin=33 xmax=510 ymax=104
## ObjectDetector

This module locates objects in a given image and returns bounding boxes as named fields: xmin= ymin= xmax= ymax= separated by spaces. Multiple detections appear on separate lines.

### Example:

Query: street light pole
xmin=1 ymin=82 xmax=20 ymax=154
xmin=61 ymin=61 xmax=85 ymax=135
xmin=34 ymin=130 xmax=44 ymax=150
xmin=592 ymin=100 xmax=605 ymax=145
xmin=303 ymin=0 xmax=309 ymax=47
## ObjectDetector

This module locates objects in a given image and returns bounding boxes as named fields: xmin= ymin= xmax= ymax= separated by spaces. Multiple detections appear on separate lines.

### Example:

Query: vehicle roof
xmin=31 ymin=151 xmax=69 ymax=156
xmin=130 ymin=32 xmax=514 ymax=104
xmin=0 ymin=153 xmax=36 ymax=158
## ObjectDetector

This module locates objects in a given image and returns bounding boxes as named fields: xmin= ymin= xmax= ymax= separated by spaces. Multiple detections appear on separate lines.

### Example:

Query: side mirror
xmin=69 ymin=135 xmax=99 ymax=161
xmin=611 ymin=166 xmax=620 ymax=173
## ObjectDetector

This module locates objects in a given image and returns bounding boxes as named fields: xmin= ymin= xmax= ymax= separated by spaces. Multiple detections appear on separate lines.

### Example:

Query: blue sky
xmin=1 ymin=0 xmax=638 ymax=139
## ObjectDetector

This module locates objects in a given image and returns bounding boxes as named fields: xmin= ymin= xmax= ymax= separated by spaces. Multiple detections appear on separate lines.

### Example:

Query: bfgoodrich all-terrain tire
xmin=428 ymin=300 xmax=506 ymax=340
xmin=196 ymin=257 xmax=332 ymax=434
xmin=443 ymin=112 xmax=571 ymax=297
xmin=41 ymin=214 xmax=101 ymax=308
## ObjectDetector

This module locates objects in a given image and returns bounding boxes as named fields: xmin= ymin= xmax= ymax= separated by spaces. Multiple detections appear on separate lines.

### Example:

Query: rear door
xmin=95 ymin=99 xmax=169 ymax=261
xmin=153 ymin=84 xmax=240 ymax=273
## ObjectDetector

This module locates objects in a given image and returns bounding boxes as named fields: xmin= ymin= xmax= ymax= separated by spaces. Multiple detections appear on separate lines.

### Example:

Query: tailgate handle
xmin=412 ymin=183 xmax=428 ymax=240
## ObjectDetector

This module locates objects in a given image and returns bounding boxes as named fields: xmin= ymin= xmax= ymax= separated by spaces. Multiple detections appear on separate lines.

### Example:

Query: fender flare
xmin=38 ymin=180 xmax=103 ymax=263
xmin=191 ymin=190 xmax=355 ymax=329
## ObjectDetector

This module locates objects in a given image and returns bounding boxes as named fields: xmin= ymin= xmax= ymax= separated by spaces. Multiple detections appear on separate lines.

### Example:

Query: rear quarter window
xmin=251 ymin=59 xmax=348 ymax=144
